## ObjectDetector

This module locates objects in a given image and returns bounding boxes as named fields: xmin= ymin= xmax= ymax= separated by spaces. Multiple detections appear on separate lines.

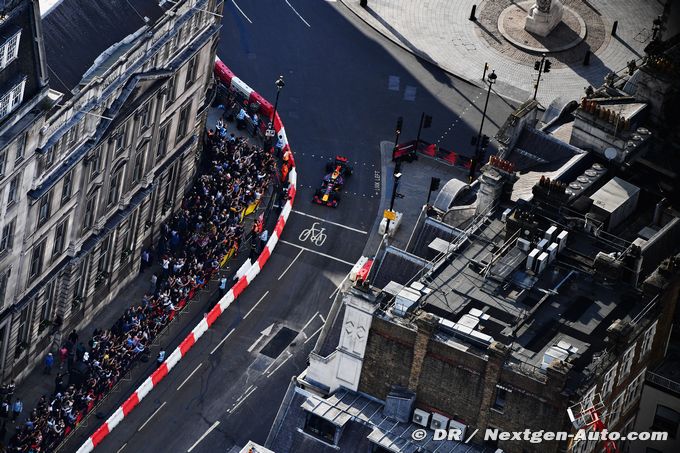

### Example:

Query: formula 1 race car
xmin=313 ymin=156 xmax=353 ymax=207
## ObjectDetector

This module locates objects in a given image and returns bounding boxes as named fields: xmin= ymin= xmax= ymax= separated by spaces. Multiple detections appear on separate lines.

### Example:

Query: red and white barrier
xmin=76 ymin=57 xmax=296 ymax=453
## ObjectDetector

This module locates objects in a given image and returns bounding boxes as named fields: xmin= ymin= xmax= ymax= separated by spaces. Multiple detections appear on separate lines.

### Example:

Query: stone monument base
xmin=525 ymin=0 xmax=564 ymax=37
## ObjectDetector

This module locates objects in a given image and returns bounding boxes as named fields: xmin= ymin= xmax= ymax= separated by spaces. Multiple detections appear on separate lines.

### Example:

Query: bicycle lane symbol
xmin=298 ymin=222 xmax=327 ymax=247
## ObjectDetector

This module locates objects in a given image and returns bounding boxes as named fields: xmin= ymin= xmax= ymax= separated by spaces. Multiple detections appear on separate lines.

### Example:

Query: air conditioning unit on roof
xmin=430 ymin=413 xmax=449 ymax=431
xmin=412 ymin=408 xmax=430 ymax=427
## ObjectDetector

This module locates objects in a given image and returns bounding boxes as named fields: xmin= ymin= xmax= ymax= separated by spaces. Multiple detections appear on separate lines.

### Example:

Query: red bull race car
xmin=313 ymin=156 xmax=352 ymax=207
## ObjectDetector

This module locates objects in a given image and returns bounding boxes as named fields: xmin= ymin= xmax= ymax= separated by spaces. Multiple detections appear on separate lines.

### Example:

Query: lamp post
xmin=267 ymin=75 xmax=285 ymax=151
xmin=385 ymin=172 xmax=402 ymax=235
xmin=469 ymin=69 xmax=497 ymax=181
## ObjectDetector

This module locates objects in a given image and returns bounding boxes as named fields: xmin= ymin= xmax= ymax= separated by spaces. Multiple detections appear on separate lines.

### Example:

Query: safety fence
xmin=75 ymin=58 xmax=297 ymax=453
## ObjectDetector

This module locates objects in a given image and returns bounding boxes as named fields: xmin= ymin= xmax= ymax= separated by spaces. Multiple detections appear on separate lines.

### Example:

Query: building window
xmin=107 ymin=169 xmax=122 ymax=206
xmin=37 ymin=192 xmax=52 ymax=227
xmin=163 ymin=165 xmax=176 ymax=206
xmin=73 ymin=258 xmax=89 ymax=302
xmin=619 ymin=344 xmax=636 ymax=379
xmin=113 ymin=125 xmax=127 ymax=152
xmin=0 ymin=79 xmax=26 ymax=120
xmin=139 ymin=102 xmax=152 ymax=131
xmin=164 ymin=76 xmax=176 ymax=110
xmin=89 ymin=147 xmax=102 ymax=179
xmin=16 ymin=305 xmax=31 ymax=354
xmin=641 ymin=321 xmax=657 ymax=357
xmin=7 ymin=174 xmax=20 ymax=206
xmin=97 ymin=235 xmax=111 ymax=274
xmin=52 ymin=219 xmax=68 ymax=258
xmin=29 ymin=241 xmax=46 ymax=279
xmin=38 ymin=280 xmax=56 ymax=331
xmin=176 ymin=102 xmax=191 ymax=142
xmin=15 ymin=132 xmax=26 ymax=162
xmin=133 ymin=144 xmax=147 ymax=183
xmin=61 ymin=171 xmax=73 ymax=205
xmin=0 ymin=268 xmax=10 ymax=307
xmin=492 ymin=386 xmax=508 ymax=412
xmin=0 ymin=31 xmax=21 ymax=68
xmin=83 ymin=192 xmax=98 ymax=231
xmin=0 ymin=219 xmax=15 ymax=254
xmin=652 ymin=405 xmax=679 ymax=439
xmin=303 ymin=413 xmax=337 ymax=444
xmin=624 ymin=369 xmax=645 ymax=409
xmin=608 ymin=391 xmax=625 ymax=426
xmin=185 ymin=54 xmax=199 ymax=89
xmin=157 ymin=121 xmax=170 ymax=158
xmin=602 ymin=363 xmax=618 ymax=398
xmin=0 ymin=148 xmax=6 ymax=177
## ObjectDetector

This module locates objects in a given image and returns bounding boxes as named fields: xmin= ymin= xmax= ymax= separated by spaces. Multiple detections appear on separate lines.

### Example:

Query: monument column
xmin=525 ymin=0 xmax=564 ymax=37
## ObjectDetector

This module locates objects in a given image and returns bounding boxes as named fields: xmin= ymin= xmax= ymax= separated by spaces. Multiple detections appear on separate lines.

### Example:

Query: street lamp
xmin=267 ymin=76 xmax=285 ymax=143
xmin=469 ymin=69 xmax=497 ymax=181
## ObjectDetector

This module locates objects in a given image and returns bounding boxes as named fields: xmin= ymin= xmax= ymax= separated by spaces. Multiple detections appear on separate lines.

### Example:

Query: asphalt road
xmin=89 ymin=1 xmax=514 ymax=451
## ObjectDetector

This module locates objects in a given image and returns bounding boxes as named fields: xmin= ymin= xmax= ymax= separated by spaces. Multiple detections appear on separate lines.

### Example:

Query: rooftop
xmin=41 ymin=0 xmax=164 ymax=92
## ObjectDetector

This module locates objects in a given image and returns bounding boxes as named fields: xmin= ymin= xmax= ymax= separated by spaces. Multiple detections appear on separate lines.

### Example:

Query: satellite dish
xmin=604 ymin=147 xmax=617 ymax=161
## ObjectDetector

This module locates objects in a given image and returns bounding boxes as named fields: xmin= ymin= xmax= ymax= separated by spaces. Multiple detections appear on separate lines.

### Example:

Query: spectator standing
xmin=157 ymin=349 xmax=166 ymax=365
xmin=58 ymin=345 xmax=68 ymax=370
xmin=219 ymin=277 xmax=228 ymax=297
xmin=150 ymin=272 xmax=158 ymax=294
xmin=259 ymin=229 xmax=269 ymax=252
xmin=11 ymin=399 xmax=22 ymax=421
xmin=68 ymin=329 xmax=78 ymax=345
xmin=43 ymin=353 xmax=54 ymax=375
xmin=141 ymin=249 xmax=151 ymax=270
xmin=0 ymin=400 xmax=9 ymax=419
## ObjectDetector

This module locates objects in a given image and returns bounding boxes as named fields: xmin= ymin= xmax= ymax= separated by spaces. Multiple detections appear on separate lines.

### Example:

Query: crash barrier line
xmin=76 ymin=57 xmax=296 ymax=453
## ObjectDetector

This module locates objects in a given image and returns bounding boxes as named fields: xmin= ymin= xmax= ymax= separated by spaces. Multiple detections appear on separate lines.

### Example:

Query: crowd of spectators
xmin=5 ymin=116 xmax=277 ymax=452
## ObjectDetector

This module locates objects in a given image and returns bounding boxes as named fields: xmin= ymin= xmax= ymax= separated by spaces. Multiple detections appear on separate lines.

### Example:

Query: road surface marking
xmin=267 ymin=352 xmax=292 ymax=378
xmin=247 ymin=323 xmax=274 ymax=353
xmin=304 ymin=326 xmax=324 ymax=344
xmin=187 ymin=421 xmax=220 ymax=452
xmin=319 ymin=314 xmax=326 ymax=323
xmin=244 ymin=291 xmax=270 ymax=319
xmin=279 ymin=240 xmax=354 ymax=266
xmin=210 ymin=328 xmax=236 ymax=355
xmin=291 ymin=210 xmax=367 ymax=234
xmin=231 ymin=0 xmax=253 ymax=23
xmin=301 ymin=311 xmax=320 ymax=333
xmin=284 ymin=0 xmax=311 ymax=27
xmin=240 ymin=384 xmax=254 ymax=397
xmin=117 ymin=443 xmax=127 ymax=453
xmin=404 ymin=85 xmax=417 ymax=101
xmin=298 ymin=222 xmax=327 ymax=247
xmin=278 ymin=249 xmax=303 ymax=280
xmin=177 ymin=363 xmax=203 ymax=391
xmin=388 ymin=75 xmax=400 ymax=91
xmin=232 ymin=386 xmax=258 ymax=412
xmin=138 ymin=402 xmax=166 ymax=432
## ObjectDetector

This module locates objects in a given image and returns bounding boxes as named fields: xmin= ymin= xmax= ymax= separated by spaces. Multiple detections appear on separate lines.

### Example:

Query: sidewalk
xmin=8 ymin=110 xmax=275 ymax=450
xmin=340 ymin=0 xmax=664 ymax=104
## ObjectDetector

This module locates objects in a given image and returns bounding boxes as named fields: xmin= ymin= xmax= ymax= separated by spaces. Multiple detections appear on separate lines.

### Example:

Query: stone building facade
xmin=0 ymin=0 xmax=223 ymax=383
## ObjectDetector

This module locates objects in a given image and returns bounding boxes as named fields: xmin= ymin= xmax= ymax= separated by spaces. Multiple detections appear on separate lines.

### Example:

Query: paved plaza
xmin=341 ymin=0 xmax=666 ymax=104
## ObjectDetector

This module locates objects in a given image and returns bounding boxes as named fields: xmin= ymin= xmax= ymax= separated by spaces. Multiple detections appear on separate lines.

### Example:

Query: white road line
xmin=267 ymin=352 xmax=292 ymax=378
xmin=117 ymin=443 xmax=127 ymax=453
xmin=328 ymin=271 xmax=351 ymax=299
xmin=239 ymin=384 xmax=254 ymax=398
xmin=187 ymin=421 xmax=220 ymax=452
xmin=177 ymin=363 xmax=203 ymax=391
xmin=304 ymin=326 xmax=323 ymax=344
xmin=279 ymin=240 xmax=354 ymax=266
xmin=231 ymin=0 xmax=253 ymax=24
xmin=291 ymin=210 xmax=367 ymax=234
xmin=244 ymin=290 xmax=270 ymax=319
xmin=301 ymin=311 xmax=320 ymax=333
xmin=319 ymin=314 xmax=326 ymax=323
xmin=278 ymin=249 xmax=303 ymax=280
xmin=138 ymin=402 xmax=166 ymax=432
xmin=231 ymin=385 xmax=258 ymax=412
xmin=284 ymin=0 xmax=311 ymax=27
xmin=210 ymin=328 xmax=236 ymax=355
